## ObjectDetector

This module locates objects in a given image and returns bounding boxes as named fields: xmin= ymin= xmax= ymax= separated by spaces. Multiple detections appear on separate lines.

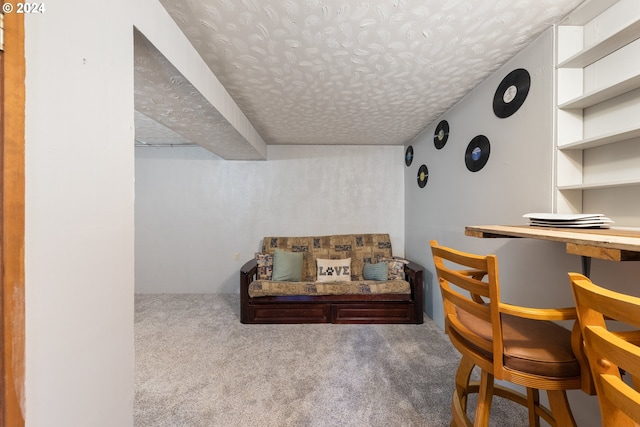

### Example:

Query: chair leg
xmin=474 ymin=369 xmax=494 ymax=427
xmin=451 ymin=356 xmax=476 ymax=427
xmin=547 ymin=390 xmax=576 ymax=427
xmin=455 ymin=356 xmax=476 ymax=413
xmin=526 ymin=388 xmax=540 ymax=427
xmin=452 ymin=395 xmax=471 ymax=427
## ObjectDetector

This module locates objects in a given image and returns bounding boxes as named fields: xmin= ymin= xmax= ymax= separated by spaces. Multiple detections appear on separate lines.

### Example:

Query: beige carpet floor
xmin=135 ymin=294 xmax=527 ymax=426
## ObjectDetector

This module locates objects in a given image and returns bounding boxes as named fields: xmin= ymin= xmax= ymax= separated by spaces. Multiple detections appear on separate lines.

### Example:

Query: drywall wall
xmin=135 ymin=144 xmax=405 ymax=293
xmin=24 ymin=0 xmax=135 ymax=426
xmin=405 ymin=29 xmax=562 ymax=321
xmin=404 ymin=27 xmax=640 ymax=427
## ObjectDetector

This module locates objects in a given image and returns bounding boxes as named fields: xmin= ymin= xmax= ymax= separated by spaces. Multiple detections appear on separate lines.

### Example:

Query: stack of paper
xmin=523 ymin=213 xmax=614 ymax=229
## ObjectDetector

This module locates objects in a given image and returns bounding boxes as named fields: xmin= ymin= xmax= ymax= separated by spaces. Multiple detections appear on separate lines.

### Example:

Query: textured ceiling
xmin=136 ymin=0 xmax=585 ymax=156
xmin=134 ymin=30 xmax=265 ymax=159
xmin=135 ymin=110 xmax=196 ymax=147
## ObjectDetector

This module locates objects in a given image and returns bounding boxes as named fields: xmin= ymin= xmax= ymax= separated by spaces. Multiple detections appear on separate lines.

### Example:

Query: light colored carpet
xmin=135 ymin=294 xmax=527 ymax=426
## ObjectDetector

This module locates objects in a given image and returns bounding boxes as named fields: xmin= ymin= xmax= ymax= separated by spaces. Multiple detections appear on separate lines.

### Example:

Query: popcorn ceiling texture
xmin=134 ymin=31 xmax=265 ymax=159
xmin=135 ymin=0 xmax=584 ymax=157
xmin=159 ymin=0 xmax=583 ymax=146
xmin=134 ymin=111 xmax=195 ymax=147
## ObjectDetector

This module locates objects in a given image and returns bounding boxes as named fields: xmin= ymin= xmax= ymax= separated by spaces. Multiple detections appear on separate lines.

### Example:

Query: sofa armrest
xmin=240 ymin=259 xmax=258 ymax=323
xmin=241 ymin=258 xmax=258 ymax=277
xmin=403 ymin=259 xmax=424 ymax=324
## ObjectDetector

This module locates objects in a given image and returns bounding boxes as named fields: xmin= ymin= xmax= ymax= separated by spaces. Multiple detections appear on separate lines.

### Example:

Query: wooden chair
xmin=569 ymin=272 xmax=640 ymax=427
xmin=430 ymin=240 xmax=587 ymax=427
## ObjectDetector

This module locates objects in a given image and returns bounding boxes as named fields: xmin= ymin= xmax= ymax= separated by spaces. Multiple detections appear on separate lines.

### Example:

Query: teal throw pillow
xmin=363 ymin=262 xmax=388 ymax=281
xmin=271 ymin=249 xmax=303 ymax=282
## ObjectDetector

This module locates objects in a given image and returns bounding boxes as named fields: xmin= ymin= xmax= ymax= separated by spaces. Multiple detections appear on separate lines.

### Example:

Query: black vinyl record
xmin=493 ymin=68 xmax=530 ymax=118
xmin=405 ymin=145 xmax=414 ymax=166
xmin=434 ymin=120 xmax=449 ymax=149
xmin=417 ymin=164 xmax=429 ymax=188
xmin=465 ymin=135 xmax=490 ymax=172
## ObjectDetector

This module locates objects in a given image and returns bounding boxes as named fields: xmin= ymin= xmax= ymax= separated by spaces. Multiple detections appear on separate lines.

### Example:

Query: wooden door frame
xmin=1 ymin=10 xmax=26 ymax=427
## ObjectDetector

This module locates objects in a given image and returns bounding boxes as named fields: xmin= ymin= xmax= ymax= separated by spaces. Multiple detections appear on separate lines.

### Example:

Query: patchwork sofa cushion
xmin=261 ymin=234 xmax=394 ymax=281
xmin=381 ymin=258 xmax=408 ymax=280
xmin=255 ymin=253 xmax=273 ymax=280
xmin=316 ymin=258 xmax=352 ymax=282
xmin=248 ymin=279 xmax=411 ymax=298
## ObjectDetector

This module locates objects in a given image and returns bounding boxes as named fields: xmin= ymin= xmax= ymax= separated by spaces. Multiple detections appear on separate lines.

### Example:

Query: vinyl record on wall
xmin=493 ymin=68 xmax=530 ymax=118
xmin=433 ymin=120 xmax=449 ymax=149
xmin=417 ymin=164 xmax=429 ymax=188
xmin=465 ymin=135 xmax=490 ymax=172
xmin=405 ymin=145 xmax=414 ymax=166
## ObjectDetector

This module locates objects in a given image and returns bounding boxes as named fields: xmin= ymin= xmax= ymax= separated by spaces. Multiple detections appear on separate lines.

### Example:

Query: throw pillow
xmin=316 ymin=258 xmax=352 ymax=283
xmin=362 ymin=262 xmax=388 ymax=281
xmin=271 ymin=249 xmax=304 ymax=282
xmin=379 ymin=257 xmax=408 ymax=280
xmin=255 ymin=253 xmax=273 ymax=280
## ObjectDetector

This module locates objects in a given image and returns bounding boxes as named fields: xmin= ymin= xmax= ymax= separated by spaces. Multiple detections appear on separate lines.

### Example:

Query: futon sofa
xmin=240 ymin=234 xmax=424 ymax=324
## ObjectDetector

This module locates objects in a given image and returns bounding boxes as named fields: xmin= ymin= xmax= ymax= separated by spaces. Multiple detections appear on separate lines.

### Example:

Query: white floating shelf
xmin=558 ymin=73 xmax=640 ymax=109
xmin=557 ymin=17 xmax=640 ymax=68
xmin=558 ymin=126 xmax=640 ymax=150
xmin=560 ymin=0 xmax=617 ymax=25
xmin=558 ymin=178 xmax=640 ymax=191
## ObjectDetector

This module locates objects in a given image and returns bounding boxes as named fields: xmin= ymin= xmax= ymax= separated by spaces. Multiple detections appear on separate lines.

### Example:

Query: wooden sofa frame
xmin=240 ymin=259 xmax=424 ymax=324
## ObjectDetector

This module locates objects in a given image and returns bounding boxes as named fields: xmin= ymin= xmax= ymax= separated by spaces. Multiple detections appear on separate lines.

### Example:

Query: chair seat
xmin=457 ymin=308 xmax=580 ymax=378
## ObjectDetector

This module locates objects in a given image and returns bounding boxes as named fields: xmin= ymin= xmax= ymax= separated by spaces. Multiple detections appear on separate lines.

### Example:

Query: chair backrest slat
xmin=431 ymin=244 xmax=489 ymax=271
xmin=570 ymin=272 xmax=640 ymax=427
xmin=440 ymin=284 xmax=491 ymax=322
xmin=435 ymin=266 xmax=491 ymax=298
xmin=431 ymin=240 xmax=503 ymax=374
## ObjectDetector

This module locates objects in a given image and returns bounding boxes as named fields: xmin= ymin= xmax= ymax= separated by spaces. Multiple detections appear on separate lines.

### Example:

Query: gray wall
xmin=405 ymin=29 xmax=560 ymax=322
xmin=135 ymin=144 xmax=404 ymax=293
xmin=405 ymin=28 xmax=640 ymax=427
xmin=25 ymin=0 xmax=135 ymax=424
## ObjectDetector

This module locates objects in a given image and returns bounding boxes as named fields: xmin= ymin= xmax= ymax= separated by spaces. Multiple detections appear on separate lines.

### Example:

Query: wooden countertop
xmin=465 ymin=225 xmax=640 ymax=261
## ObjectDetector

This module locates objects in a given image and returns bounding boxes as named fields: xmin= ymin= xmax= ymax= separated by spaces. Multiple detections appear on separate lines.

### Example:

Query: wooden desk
xmin=465 ymin=225 xmax=640 ymax=276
